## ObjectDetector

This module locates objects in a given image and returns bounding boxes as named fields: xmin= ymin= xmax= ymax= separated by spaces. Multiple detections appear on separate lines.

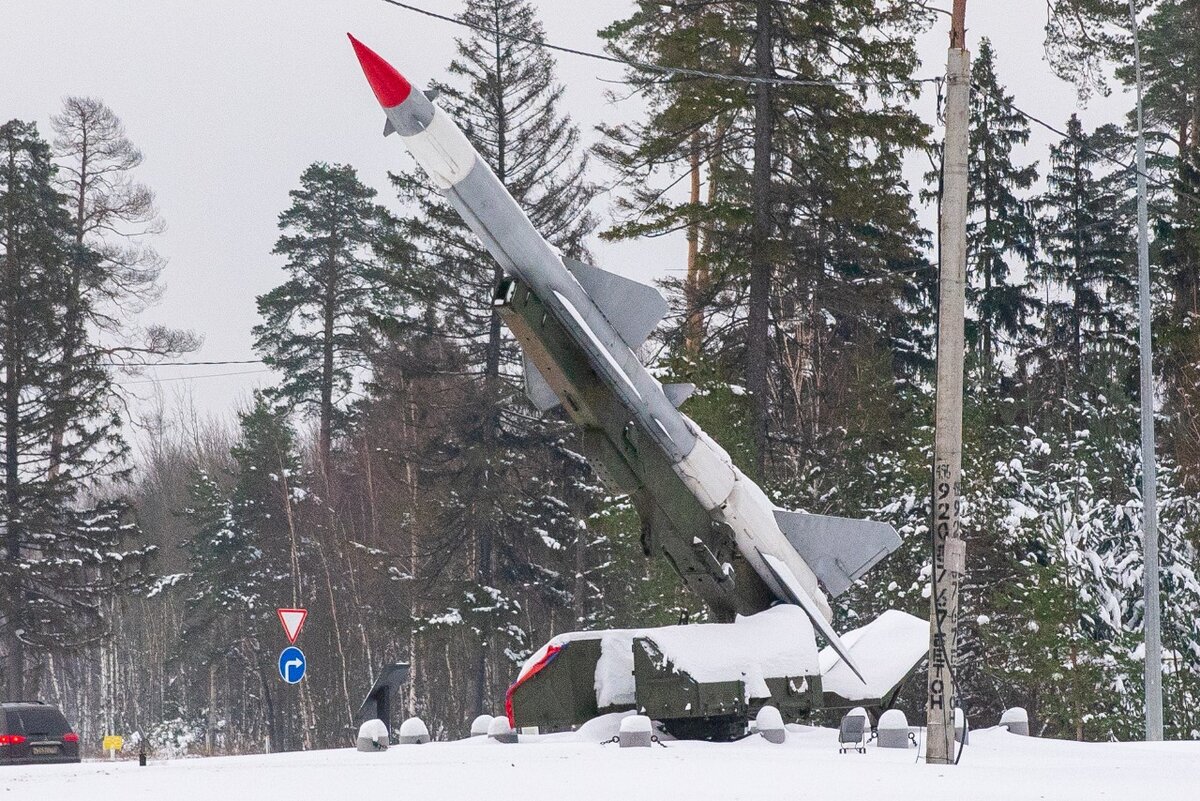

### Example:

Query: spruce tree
xmin=1 ymin=120 xmax=149 ymax=701
xmin=967 ymin=39 xmax=1040 ymax=379
xmin=1044 ymin=1 xmax=1200 ymax=488
xmin=1120 ymin=2 xmax=1200 ymax=492
xmin=181 ymin=396 xmax=307 ymax=751
xmin=388 ymin=0 xmax=601 ymax=715
xmin=1035 ymin=116 xmax=1136 ymax=397
xmin=253 ymin=163 xmax=400 ymax=470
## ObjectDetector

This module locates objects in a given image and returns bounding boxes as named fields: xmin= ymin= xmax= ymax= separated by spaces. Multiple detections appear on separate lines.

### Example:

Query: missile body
xmin=349 ymin=36 xmax=900 ymax=673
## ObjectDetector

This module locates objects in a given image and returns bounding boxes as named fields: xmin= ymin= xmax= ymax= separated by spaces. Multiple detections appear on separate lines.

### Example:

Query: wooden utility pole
xmin=926 ymin=0 xmax=970 ymax=766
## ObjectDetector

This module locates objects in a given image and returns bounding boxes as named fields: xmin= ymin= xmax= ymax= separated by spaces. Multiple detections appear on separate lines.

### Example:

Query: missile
xmin=349 ymin=35 xmax=900 ymax=679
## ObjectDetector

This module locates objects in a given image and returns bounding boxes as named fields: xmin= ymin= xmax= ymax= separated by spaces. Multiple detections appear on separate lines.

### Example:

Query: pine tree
xmin=967 ymin=39 xmax=1040 ymax=379
xmin=599 ymin=1 xmax=934 ymax=474
xmin=253 ymin=162 xmax=400 ymax=470
xmin=1 ymin=119 xmax=150 ymax=701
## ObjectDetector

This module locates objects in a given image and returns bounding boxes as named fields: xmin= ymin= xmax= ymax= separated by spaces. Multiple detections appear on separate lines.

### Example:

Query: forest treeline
xmin=2 ymin=0 xmax=1200 ymax=754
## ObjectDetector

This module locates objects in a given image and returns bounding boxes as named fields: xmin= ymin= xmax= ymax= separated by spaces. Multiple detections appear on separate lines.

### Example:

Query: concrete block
xmin=755 ymin=706 xmax=786 ymax=744
xmin=356 ymin=719 xmax=389 ymax=752
xmin=1000 ymin=707 xmax=1029 ymax=736
xmin=619 ymin=715 xmax=653 ymax=748
xmin=488 ymin=716 xmax=518 ymax=744
xmin=398 ymin=717 xmax=430 ymax=744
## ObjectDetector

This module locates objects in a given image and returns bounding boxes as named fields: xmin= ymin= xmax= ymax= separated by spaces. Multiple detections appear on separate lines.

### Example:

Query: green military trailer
xmin=507 ymin=606 xmax=929 ymax=740
xmin=507 ymin=605 xmax=825 ymax=740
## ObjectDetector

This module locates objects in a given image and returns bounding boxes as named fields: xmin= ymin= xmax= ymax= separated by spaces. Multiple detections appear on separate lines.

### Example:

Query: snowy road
xmin=4 ymin=723 xmax=1198 ymax=800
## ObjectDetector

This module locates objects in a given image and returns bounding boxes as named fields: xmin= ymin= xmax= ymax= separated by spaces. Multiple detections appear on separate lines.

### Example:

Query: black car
xmin=0 ymin=703 xmax=81 ymax=765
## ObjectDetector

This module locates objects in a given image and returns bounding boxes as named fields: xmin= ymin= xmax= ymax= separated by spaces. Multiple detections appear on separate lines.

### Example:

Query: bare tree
xmin=49 ymin=96 xmax=198 ymax=477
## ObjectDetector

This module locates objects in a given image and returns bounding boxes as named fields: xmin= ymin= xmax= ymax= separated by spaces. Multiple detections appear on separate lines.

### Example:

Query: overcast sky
xmin=1 ymin=1 xmax=1133 ymax=434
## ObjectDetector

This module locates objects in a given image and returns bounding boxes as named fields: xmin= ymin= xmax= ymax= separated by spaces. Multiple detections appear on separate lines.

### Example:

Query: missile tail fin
xmin=522 ymin=356 xmax=561 ymax=412
xmin=772 ymin=510 xmax=901 ymax=597
xmin=758 ymin=550 xmax=867 ymax=684
xmin=663 ymin=383 xmax=695 ymax=407
xmin=564 ymin=257 xmax=667 ymax=356
xmin=384 ymin=117 xmax=397 ymax=137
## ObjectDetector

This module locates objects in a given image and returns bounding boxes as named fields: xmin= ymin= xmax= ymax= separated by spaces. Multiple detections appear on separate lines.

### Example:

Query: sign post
xmin=277 ymin=607 xmax=308 ymax=685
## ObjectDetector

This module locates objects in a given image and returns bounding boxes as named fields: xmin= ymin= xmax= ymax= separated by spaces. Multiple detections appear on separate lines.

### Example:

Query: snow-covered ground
xmin=6 ymin=717 xmax=1198 ymax=800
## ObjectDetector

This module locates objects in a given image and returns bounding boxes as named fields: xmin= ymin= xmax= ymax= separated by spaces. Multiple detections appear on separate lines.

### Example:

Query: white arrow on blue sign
xmin=278 ymin=646 xmax=306 ymax=684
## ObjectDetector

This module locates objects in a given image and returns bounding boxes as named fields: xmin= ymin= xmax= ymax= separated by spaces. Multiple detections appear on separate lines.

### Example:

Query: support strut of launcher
xmin=348 ymin=35 xmax=910 ymax=690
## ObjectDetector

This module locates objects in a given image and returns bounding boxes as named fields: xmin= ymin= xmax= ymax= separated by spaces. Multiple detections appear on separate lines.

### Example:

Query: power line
xmin=117 ymin=369 xmax=271 ymax=386
xmin=101 ymin=359 xmax=265 ymax=367
xmin=382 ymin=0 xmax=1198 ymax=222
xmin=984 ymin=87 xmax=1200 ymax=214
xmin=377 ymin=0 xmax=942 ymax=89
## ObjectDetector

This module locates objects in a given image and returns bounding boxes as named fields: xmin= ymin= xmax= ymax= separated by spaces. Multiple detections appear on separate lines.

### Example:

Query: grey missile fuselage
xmin=387 ymin=90 xmax=696 ymax=463
xmin=370 ymin=67 xmax=899 ymax=660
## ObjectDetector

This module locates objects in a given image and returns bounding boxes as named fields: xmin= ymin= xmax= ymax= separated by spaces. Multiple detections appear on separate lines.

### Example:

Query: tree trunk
xmin=2 ymin=143 xmax=25 ymax=701
xmin=686 ymin=133 xmax=704 ymax=356
xmin=48 ymin=130 xmax=89 ymax=482
xmin=747 ymin=0 xmax=775 ymax=477
xmin=320 ymin=261 xmax=337 ymax=473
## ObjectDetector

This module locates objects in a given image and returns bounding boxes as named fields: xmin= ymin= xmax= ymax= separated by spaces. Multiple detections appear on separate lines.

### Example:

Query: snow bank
xmin=14 ymin=724 xmax=1198 ymax=801
xmin=819 ymin=609 xmax=929 ymax=701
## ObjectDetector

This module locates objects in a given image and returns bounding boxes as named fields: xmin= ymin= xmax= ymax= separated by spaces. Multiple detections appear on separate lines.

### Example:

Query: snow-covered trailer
xmin=508 ymin=606 xmax=824 ymax=739
xmin=508 ymin=607 xmax=928 ymax=739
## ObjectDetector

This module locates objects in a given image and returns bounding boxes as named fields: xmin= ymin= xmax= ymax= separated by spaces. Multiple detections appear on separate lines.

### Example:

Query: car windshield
xmin=8 ymin=708 xmax=69 ymax=736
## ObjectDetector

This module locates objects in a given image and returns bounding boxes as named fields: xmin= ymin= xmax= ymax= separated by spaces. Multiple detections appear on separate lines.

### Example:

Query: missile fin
xmin=758 ymin=549 xmax=867 ymax=684
xmin=522 ymin=355 xmax=561 ymax=412
xmin=564 ymin=257 xmax=667 ymax=355
xmin=383 ymin=118 xmax=397 ymax=137
xmin=663 ymin=383 xmax=695 ymax=407
xmin=772 ymin=510 xmax=901 ymax=597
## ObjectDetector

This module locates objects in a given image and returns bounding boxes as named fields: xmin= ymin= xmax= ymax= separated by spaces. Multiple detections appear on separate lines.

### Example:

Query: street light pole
xmin=1127 ymin=0 xmax=1163 ymax=743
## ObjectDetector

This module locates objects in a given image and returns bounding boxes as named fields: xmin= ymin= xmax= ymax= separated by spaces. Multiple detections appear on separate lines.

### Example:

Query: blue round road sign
xmin=278 ymin=646 xmax=306 ymax=684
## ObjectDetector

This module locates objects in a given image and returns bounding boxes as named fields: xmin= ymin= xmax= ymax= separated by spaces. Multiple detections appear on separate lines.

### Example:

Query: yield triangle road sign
xmin=278 ymin=608 xmax=308 ymax=644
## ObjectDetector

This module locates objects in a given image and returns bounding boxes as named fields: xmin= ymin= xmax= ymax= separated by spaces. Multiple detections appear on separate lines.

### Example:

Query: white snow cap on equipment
xmin=518 ymin=606 xmax=819 ymax=709
xmin=399 ymin=718 xmax=430 ymax=738
xmin=1000 ymin=707 xmax=1028 ymax=724
xmin=819 ymin=610 xmax=929 ymax=701
xmin=619 ymin=715 xmax=652 ymax=734
xmin=357 ymin=719 xmax=388 ymax=745
xmin=487 ymin=717 xmax=514 ymax=737
xmin=755 ymin=705 xmax=784 ymax=730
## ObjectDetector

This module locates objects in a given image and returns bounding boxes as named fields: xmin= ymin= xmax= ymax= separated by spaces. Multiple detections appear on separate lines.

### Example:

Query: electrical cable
xmin=100 ymin=359 xmax=264 ymax=367
xmin=116 ymin=369 xmax=271 ymax=386
xmin=981 ymin=87 xmax=1200 ymax=217
xmin=378 ymin=0 xmax=942 ymax=89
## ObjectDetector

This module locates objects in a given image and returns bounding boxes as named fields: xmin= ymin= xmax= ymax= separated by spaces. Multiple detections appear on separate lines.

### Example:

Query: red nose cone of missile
xmin=348 ymin=34 xmax=412 ymax=108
